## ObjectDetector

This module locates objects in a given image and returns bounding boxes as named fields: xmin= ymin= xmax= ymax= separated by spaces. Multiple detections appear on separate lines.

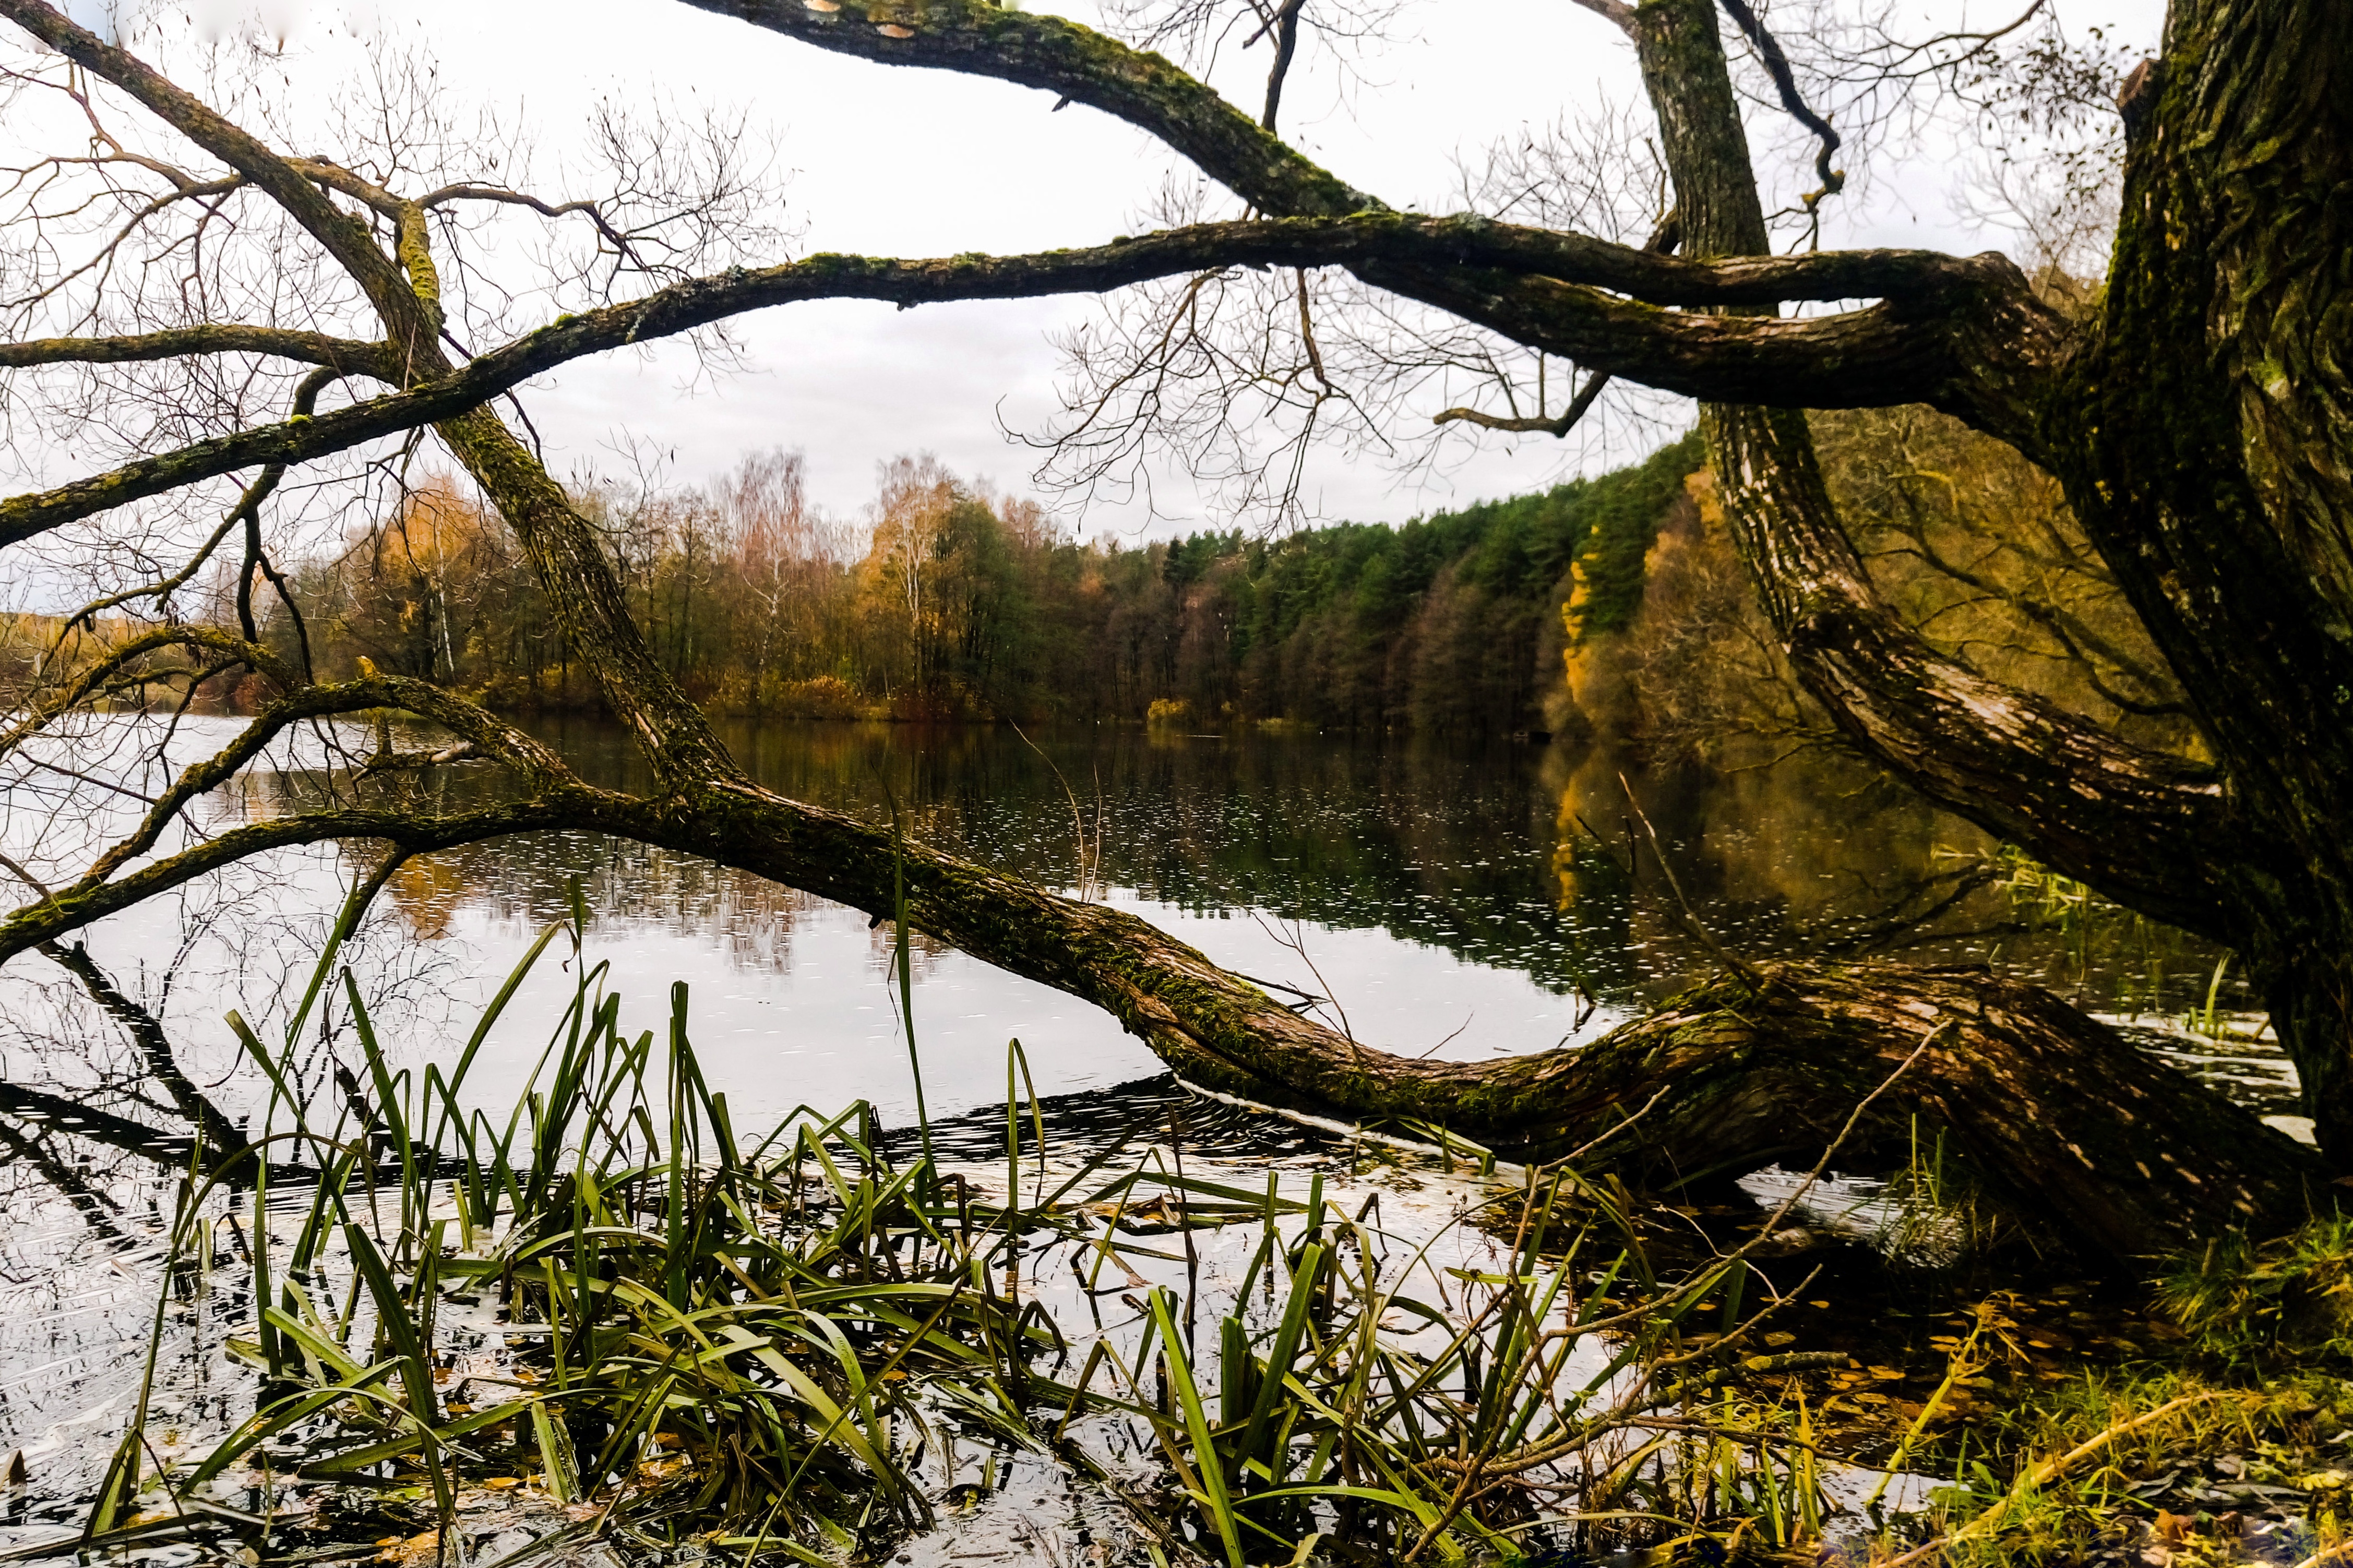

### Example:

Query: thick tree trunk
xmin=605 ymin=780 xmax=2318 ymax=1262
xmin=2048 ymin=0 xmax=2353 ymax=1168
xmin=1617 ymin=0 xmax=2353 ymax=1172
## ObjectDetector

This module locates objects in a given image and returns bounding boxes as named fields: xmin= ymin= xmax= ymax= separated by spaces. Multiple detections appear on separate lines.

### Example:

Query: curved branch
xmin=0 ymin=217 xmax=2058 ymax=547
xmin=0 ymin=625 xmax=290 ymax=764
xmin=679 ymin=0 xmax=1378 ymax=218
xmin=693 ymin=0 xmax=2068 ymax=452
xmin=0 ymin=775 xmax=2305 ymax=1256
xmin=1434 ymin=366 xmax=1609 ymax=437
xmin=1568 ymin=0 xmax=1638 ymax=39
xmin=0 ymin=800 xmax=582 ymax=959
xmin=416 ymin=183 xmax=656 ymax=272
xmin=1721 ymin=410 xmax=2232 ymax=934
xmin=66 ymin=668 xmax=568 ymax=890
xmin=1716 ymin=0 xmax=1844 ymax=221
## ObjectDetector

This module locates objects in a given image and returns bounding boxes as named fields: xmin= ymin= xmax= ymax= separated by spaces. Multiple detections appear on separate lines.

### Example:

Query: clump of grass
xmin=1859 ymin=1231 xmax=2353 ymax=1566
xmin=1029 ymin=1150 xmax=1868 ymax=1565
xmin=87 ymin=907 xmax=1048 ymax=1564
xmin=83 ymin=895 xmax=1921 ymax=1566
xmin=2156 ymin=1216 xmax=2353 ymax=1364
xmin=1889 ymin=1367 xmax=2353 ymax=1566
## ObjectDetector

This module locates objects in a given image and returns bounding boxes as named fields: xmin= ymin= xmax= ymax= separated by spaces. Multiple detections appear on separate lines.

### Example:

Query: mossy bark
xmin=1614 ymin=0 xmax=2353 ymax=1164
xmin=2044 ymin=0 xmax=2353 ymax=1166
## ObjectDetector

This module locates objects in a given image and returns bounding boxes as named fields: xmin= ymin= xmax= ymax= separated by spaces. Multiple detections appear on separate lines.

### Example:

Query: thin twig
xmin=1618 ymin=771 xmax=1761 ymax=985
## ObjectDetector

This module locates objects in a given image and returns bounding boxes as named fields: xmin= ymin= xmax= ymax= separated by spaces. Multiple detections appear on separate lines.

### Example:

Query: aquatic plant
xmin=77 ymin=895 xmax=1894 ymax=1565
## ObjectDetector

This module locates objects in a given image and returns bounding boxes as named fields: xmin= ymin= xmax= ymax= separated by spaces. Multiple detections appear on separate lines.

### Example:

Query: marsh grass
xmin=2156 ymin=1218 xmax=2353 ymax=1368
xmin=86 ymin=909 xmax=1069 ymax=1564
xmin=1844 ymin=1217 xmax=2353 ymax=1568
xmin=1889 ymin=1369 xmax=2353 ymax=1567
xmin=95 ymin=883 xmax=2225 ymax=1565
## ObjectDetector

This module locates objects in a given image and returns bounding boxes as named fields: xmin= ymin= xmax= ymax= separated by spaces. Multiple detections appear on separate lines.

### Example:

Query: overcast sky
xmin=42 ymin=0 xmax=2166 ymax=541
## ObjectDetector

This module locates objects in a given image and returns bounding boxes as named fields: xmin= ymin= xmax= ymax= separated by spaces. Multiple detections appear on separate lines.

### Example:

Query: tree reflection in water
xmin=0 ymin=717 xmax=2272 ymax=1525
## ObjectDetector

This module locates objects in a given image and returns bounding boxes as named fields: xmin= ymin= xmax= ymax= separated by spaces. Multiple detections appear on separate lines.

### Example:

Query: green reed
xmin=88 ymin=896 xmax=1849 ymax=1566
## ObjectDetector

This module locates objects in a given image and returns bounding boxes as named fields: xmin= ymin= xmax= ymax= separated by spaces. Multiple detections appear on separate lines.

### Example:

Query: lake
xmin=0 ymin=716 xmax=2291 ymax=1552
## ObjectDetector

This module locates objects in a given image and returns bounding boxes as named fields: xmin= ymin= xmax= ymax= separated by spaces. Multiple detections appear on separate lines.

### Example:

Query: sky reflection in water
xmin=0 ymin=713 xmax=2270 ymax=1133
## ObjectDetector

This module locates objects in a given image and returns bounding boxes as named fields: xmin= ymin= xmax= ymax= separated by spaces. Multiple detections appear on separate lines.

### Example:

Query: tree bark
xmin=1 ymin=764 xmax=2306 ymax=1261
xmin=2040 ymin=0 xmax=2353 ymax=1167
xmin=5 ymin=0 xmax=2344 ymax=1240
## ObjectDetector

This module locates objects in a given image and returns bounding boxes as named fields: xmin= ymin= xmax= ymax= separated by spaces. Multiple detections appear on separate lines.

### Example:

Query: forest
xmin=222 ymin=435 xmax=1699 ymax=735
xmin=178 ymin=403 xmax=2180 ymax=776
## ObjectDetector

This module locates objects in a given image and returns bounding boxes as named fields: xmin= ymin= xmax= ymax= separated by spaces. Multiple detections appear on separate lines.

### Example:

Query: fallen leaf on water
xmin=379 ymin=1532 xmax=440 ymax=1567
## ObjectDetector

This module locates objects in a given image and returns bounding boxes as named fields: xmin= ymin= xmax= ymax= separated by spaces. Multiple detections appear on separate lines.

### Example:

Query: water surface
xmin=0 ymin=716 xmax=2283 ymax=1540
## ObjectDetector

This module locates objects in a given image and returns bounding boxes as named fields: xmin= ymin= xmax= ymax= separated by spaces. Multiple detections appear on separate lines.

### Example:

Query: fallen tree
xmin=0 ymin=710 xmax=2311 ymax=1258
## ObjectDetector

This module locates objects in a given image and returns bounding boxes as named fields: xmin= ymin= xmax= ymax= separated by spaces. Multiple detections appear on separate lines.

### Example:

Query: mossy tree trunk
xmin=2051 ymin=0 xmax=2353 ymax=1166
xmin=1611 ymin=0 xmax=2353 ymax=1167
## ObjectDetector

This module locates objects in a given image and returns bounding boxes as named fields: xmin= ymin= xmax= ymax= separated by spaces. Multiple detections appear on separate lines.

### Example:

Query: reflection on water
xmin=0 ymin=714 xmax=2276 ymax=1213
xmin=0 ymin=715 xmax=2286 ymax=1542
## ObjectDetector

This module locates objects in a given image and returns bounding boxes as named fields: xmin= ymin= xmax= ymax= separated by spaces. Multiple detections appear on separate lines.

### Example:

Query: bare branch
xmin=0 ymin=323 xmax=387 ymax=374
xmin=1567 ymin=0 xmax=1637 ymax=40
xmin=1716 ymin=0 xmax=1845 ymax=231
xmin=0 ymin=0 xmax=435 ymax=345
xmin=1 ymin=215 xmax=2063 ymax=547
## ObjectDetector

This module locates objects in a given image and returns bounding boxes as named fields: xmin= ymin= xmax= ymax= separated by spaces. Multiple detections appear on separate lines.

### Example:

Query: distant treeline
xmin=269 ymin=435 xmax=1702 ymax=736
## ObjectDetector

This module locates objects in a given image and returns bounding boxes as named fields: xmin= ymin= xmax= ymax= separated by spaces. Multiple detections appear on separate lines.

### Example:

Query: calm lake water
xmin=2 ymin=715 xmax=2269 ymax=1130
xmin=0 ymin=716 xmax=2288 ymax=1544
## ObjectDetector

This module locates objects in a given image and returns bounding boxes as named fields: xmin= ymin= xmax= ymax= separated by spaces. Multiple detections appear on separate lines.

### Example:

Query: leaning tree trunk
xmin=2049 ymin=0 xmax=2353 ymax=1169
xmin=1621 ymin=0 xmax=2353 ymax=1166
xmin=602 ymin=779 xmax=2319 ymax=1262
